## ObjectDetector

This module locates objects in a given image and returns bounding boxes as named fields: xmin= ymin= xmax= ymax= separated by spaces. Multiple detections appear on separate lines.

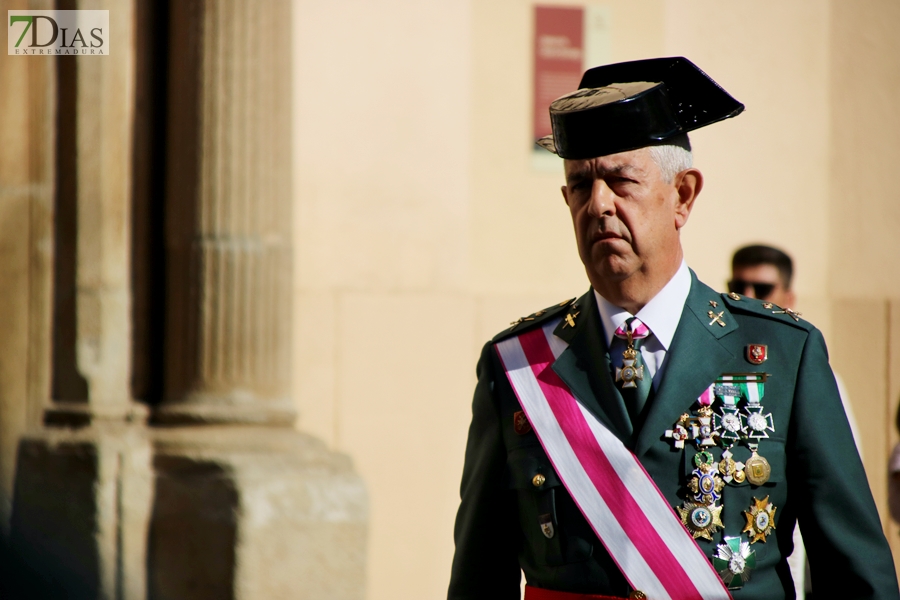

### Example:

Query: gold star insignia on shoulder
xmin=762 ymin=302 xmax=774 ymax=309
xmin=709 ymin=300 xmax=718 ymax=308
xmin=532 ymin=309 xmax=546 ymax=317
xmin=772 ymin=307 xmax=802 ymax=322
xmin=707 ymin=310 xmax=726 ymax=327
xmin=742 ymin=496 xmax=777 ymax=543
xmin=728 ymin=292 xmax=741 ymax=301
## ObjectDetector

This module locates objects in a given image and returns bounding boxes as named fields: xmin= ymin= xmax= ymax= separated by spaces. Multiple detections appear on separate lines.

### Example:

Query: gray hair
xmin=647 ymin=134 xmax=693 ymax=183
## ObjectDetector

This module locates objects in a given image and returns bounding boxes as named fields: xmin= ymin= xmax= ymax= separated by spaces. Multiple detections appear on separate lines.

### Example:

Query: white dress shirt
xmin=594 ymin=260 xmax=691 ymax=390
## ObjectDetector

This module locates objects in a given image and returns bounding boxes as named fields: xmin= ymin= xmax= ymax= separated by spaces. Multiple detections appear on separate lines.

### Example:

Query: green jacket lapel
xmin=551 ymin=290 xmax=633 ymax=445
xmin=635 ymin=273 xmax=743 ymax=458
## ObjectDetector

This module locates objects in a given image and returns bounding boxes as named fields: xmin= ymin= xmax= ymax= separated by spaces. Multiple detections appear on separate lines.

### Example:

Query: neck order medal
xmin=615 ymin=329 xmax=644 ymax=388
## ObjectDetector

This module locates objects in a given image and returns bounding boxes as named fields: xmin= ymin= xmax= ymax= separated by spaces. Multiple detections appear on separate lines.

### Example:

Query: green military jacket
xmin=449 ymin=273 xmax=899 ymax=599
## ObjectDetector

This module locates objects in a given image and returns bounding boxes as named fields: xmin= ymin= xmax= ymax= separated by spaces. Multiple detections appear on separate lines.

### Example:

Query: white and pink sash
xmin=495 ymin=320 xmax=731 ymax=600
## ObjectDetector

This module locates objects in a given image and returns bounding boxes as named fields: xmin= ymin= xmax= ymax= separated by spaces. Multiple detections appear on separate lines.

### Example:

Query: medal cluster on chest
xmin=665 ymin=373 xmax=777 ymax=589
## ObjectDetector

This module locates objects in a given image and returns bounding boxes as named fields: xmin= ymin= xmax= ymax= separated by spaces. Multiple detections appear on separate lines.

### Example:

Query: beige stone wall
xmin=292 ymin=1 xmax=900 ymax=597
xmin=828 ymin=0 xmax=900 ymax=576
xmin=292 ymin=4 xmax=475 ymax=598
xmin=664 ymin=1 xmax=832 ymax=333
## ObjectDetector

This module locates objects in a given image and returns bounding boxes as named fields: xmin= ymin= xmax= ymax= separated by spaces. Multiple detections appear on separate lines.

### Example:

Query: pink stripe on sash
xmin=517 ymin=327 xmax=704 ymax=599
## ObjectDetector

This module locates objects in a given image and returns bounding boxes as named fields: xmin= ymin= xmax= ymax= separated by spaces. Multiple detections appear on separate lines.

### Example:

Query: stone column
xmin=44 ymin=0 xmax=147 ymax=426
xmin=158 ymin=0 xmax=294 ymax=426
xmin=9 ymin=1 xmax=153 ymax=598
xmin=150 ymin=1 xmax=368 ymax=598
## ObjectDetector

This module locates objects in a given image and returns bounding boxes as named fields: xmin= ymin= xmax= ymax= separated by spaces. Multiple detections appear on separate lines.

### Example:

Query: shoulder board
xmin=720 ymin=292 xmax=813 ymax=331
xmin=491 ymin=298 xmax=576 ymax=343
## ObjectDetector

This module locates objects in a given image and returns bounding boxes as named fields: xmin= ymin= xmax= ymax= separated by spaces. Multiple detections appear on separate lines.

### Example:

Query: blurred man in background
xmin=729 ymin=245 xmax=795 ymax=308
xmin=729 ymin=244 xmax=862 ymax=600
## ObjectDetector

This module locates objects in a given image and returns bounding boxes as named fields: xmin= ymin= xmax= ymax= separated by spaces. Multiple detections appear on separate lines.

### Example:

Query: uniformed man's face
xmin=561 ymin=148 xmax=699 ymax=295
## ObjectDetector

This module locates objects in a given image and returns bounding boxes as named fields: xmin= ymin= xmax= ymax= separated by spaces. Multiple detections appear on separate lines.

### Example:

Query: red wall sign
xmin=533 ymin=6 xmax=584 ymax=143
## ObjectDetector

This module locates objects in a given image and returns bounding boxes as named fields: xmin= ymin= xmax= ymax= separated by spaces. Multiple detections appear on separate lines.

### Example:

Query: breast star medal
xmin=742 ymin=496 xmax=777 ymax=543
xmin=677 ymin=501 xmax=724 ymax=541
xmin=688 ymin=462 xmax=726 ymax=505
xmin=713 ymin=537 xmax=756 ymax=589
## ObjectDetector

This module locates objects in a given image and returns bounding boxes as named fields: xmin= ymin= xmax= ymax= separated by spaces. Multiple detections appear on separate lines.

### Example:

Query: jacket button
xmin=532 ymin=474 xmax=546 ymax=487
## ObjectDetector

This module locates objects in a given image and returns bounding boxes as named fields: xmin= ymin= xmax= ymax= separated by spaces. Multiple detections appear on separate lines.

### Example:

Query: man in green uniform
xmin=448 ymin=58 xmax=898 ymax=600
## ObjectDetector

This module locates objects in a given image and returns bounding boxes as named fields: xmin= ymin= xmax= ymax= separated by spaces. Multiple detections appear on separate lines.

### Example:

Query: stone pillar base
xmin=151 ymin=398 xmax=296 ymax=427
xmin=148 ymin=426 xmax=367 ymax=600
xmin=43 ymin=400 xmax=150 ymax=428
xmin=6 ymin=423 xmax=153 ymax=600
xmin=5 ymin=425 xmax=368 ymax=600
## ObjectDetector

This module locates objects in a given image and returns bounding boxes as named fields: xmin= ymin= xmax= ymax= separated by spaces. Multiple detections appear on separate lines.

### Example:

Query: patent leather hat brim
xmin=539 ymin=57 xmax=744 ymax=159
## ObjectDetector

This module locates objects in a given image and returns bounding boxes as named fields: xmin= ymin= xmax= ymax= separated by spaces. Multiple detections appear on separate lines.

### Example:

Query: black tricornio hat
xmin=536 ymin=57 xmax=744 ymax=160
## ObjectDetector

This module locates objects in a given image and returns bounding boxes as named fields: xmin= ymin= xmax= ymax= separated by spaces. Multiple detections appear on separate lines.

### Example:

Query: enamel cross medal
xmin=615 ymin=328 xmax=644 ymax=389
xmin=740 ymin=374 xmax=773 ymax=486
xmin=712 ymin=378 xmax=746 ymax=484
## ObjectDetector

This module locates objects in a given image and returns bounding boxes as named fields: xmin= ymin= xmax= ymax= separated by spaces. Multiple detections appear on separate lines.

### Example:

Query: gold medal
xmin=717 ymin=449 xmax=746 ymax=484
xmin=688 ymin=462 xmax=725 ymax=505
xmin=742 ymin=496 xmax=777 ymax=543
xmin=744 ymin=450 xmax=771 ymax=486
xmin=677 ymin=501 xmax=724 ymax=541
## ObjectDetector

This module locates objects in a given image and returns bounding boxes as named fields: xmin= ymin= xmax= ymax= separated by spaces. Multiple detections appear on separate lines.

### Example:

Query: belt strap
xmin=524 ymin=584 xmax=642 ymax=600
xmin=525 ymin=585 xmax=647 ymax=600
